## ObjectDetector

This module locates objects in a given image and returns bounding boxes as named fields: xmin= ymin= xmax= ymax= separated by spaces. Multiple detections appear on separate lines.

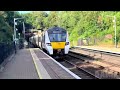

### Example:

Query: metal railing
xmin=0 ymin=42 xmax=15 ymax=64
xmin=0 ymin=38 xmax=24 ymax=64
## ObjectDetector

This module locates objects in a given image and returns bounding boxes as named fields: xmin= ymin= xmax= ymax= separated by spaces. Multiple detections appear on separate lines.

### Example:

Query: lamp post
xmin=14 ymin=18 xmax=16 ymax=44
xmin=23 ymin=21 xmax=25 ymax=40
xmin=14 ymin=18 xmax=25 ymax=51
xmin=105 ymin=15 xmax=117 ymax=48
xmin=14 ymin=18 xmax=25 ymax=43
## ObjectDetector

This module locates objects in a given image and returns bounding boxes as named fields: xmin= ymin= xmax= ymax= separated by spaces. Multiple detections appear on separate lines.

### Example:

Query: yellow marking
xmin=51 ymin=42 xmax=65 ymax=49
xmin=30 ymin=49 xmax=43 ymax=79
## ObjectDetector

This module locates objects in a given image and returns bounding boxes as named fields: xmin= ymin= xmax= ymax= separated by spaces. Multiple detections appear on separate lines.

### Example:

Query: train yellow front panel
xmin=51 ymin=42 xmax=65 ymax=49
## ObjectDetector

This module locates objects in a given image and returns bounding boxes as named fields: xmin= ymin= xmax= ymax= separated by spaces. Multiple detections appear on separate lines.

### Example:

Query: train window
xmin=47 ymin=27 xmax=67 ymax=42
xmin=48 ymin=33 xmax=66 ymax=42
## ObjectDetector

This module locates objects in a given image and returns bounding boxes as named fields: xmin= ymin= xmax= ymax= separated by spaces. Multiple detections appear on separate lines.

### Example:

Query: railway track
xmin=37 ymin=46 xmax=120 ymax=79
xmin=63 ymin=54 xmax=103 ymax=79
xmin=69 ymin=51 xmax=120 ymax=68
xmin=59 ymin=52 xmax=120 ymax=79
xmin=71 ymin=47 xmax=120 ymax=62
xmin=97 ymin=60 xmax=120 ymax=68
xmin=70 ymin=47 xmax=120 ymax=69
xmin=62 ymin=59 xmax=100 ymax=79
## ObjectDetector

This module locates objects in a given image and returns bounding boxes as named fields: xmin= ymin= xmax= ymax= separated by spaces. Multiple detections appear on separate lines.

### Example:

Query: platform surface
xmin=0 ymin=49 xmax=39 ymax=79
xmin=75 ymin=46 xmax=120 ymax=54
xmin=0 ymin=48 xmax=80 ymax=79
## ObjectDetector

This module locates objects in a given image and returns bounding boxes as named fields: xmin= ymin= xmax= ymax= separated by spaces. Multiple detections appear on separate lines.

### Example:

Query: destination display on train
xmin=52 ymin=31 xmax=61 ymax=33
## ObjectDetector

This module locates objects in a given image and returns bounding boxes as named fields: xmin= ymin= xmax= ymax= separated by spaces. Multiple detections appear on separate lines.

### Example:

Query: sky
xmin=18 ymin=11 xmax=50 ymax=14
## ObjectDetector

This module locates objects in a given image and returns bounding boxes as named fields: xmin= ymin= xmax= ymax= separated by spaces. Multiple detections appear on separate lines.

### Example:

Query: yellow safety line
xmin=30 ymin=49 xmax=43 ymax=79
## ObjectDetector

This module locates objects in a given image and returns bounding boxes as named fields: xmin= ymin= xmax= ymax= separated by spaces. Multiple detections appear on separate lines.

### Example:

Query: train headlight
xmin=65 ymin=42 xmax=69 ymax=45
xmin=46 ymin=43 xmax=51 ymax=46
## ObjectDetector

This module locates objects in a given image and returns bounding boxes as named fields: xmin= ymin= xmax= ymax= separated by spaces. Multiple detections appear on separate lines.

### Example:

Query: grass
xmin=70 ymin=40 xmax=78 ymax=47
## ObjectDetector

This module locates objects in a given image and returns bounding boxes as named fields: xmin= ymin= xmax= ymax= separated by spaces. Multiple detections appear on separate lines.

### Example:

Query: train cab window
xmin=47 ymin=27 xmax=67 ymax=42
xmin=48 ymin=33 xmax=66 ymax=42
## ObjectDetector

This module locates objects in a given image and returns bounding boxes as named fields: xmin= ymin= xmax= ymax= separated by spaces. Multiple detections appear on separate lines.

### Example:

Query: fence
xmin=77 ymin=36 xmax=120 ymax=48
xmin=0 ymin=42 xmax=15 ymax=64
xmin=0 ymin=39 xmax=24 ymax=64
xmin=77 ymin=37 xmax=100 ymax=46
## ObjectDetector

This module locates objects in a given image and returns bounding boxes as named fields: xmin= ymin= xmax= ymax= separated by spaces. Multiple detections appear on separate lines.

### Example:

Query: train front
xmin=46 ymin=27 xmax=70 ymax=56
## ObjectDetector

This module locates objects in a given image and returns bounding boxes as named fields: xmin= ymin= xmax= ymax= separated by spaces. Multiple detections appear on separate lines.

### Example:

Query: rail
xmin=64 ymin=59 xmax=100 ymax=79
xmin=65 ymin=53 xmax=120 ymax=79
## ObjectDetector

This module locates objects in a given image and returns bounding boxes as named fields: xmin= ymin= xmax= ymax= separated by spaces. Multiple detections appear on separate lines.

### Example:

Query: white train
xmin=29 ymin=26 xmax=70 ymax=56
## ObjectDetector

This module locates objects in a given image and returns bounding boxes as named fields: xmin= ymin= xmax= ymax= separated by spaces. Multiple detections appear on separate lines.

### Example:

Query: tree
xmin=20 ymin=11 xmax=120 ymax=46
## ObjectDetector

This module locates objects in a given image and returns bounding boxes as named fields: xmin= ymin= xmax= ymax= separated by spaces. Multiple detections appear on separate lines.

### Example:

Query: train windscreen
xmin=48 ymin=30 xmax=66 ymax=42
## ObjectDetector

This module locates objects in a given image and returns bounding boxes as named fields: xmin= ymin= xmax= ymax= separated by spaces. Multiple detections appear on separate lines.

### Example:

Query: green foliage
xmin=22 ymin=11 xmax=120 ymax=45
xmin=0 ymin=11 xmax=21 ymax=43
xmin=22 ymin=11 xmax=48 ymax=29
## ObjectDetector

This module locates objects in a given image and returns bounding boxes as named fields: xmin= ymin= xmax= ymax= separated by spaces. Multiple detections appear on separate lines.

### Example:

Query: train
xmin=29 ymin=26 xmax=70 ymax=56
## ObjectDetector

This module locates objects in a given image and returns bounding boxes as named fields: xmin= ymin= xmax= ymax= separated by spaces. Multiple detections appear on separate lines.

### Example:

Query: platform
xmin=0 ymin=48 xmax=80 ymax=79
xmin=75 ymin=46 xmax=120 ymax=54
